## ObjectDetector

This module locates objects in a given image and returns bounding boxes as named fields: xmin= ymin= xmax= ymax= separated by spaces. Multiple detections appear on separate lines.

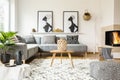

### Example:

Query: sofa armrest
xmin=15 ymin=43 xmax=27 ymax=60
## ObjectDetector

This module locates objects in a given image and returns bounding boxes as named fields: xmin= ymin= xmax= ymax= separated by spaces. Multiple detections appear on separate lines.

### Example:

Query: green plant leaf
xmin=0 ymin=31 xmax=17 ymax=54
xmin=0 ymin=44 xmax=4 ymax=48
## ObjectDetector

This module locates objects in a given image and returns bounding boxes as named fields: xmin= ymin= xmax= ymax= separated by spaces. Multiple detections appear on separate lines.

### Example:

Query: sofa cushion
xmin=39 ymin=44 xmax=57 ymax=52
xmin=16 ymin=35 xmax=26 ymax=43
xmin=27 ymin=44 xmax=39 ymax=58
xmin=34 ymin=37 xmax=41 ymax=44
xmin=55 ymin=35 xmax=66 ymax=43
xmin=67 ymin=35 xmax=79 ymax=44
xmin=39 ymin=43 xmax=87 ymax=53
xmin=22 ymin=35 xmax=36 ymax=44
xmin=27 ymin=44 xmax=38 ymax=50
xmin=41 ymin=36 xmax=55 ymax=44
xmin=11 ymin=36 xmax=19 ymax=43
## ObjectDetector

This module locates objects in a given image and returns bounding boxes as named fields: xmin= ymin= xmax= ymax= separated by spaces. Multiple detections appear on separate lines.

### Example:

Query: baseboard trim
xmin=87 ymin=52 xmax=99 ymax=54
xmin=113 ymin=58 xmax=120 ymax=60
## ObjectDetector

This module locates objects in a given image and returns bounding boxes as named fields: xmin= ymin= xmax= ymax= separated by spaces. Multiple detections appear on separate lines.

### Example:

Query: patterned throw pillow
xmin=67 ymin=35 xmax=79 ymax=44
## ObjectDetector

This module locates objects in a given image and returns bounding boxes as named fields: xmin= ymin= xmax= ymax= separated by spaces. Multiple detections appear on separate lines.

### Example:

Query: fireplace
xmin=105 ymin=30 xmax=120 ymax=46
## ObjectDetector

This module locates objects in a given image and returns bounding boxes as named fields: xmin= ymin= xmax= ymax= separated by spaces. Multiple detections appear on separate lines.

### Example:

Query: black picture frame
xmin=63 ymin=11 xmax=79 ymax=33
xmin=37 ymin=11 xmax=53 ymax=32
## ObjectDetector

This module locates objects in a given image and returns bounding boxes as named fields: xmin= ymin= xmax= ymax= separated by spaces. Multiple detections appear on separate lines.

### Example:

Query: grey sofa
xmin=6 ymin=43 xmax=39 ymax=61
xmin=13 ymin=34 xmax=87 ymax=60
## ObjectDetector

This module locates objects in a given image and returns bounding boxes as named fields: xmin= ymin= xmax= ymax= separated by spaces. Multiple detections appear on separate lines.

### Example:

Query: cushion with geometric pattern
xmin=67 ymin=35 xmax=79 ymax=44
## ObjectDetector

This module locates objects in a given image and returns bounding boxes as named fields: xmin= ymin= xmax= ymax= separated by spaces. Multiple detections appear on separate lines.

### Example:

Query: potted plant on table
xmin=0 ymin=31 xmax=17 ymax=63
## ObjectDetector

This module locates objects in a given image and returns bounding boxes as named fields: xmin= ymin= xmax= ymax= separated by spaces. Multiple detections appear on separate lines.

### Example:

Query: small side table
xmin=98 ymin=46 xmax=113 ymax=61
xmin=0 ymin=64 xmax=30 ymax=80
xmin=50 ymin=50 xmax=74 ymax=68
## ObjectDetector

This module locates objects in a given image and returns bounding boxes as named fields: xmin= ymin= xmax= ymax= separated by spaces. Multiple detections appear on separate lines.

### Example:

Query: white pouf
xmin=0 ymin=64 xmax=30 ymax=80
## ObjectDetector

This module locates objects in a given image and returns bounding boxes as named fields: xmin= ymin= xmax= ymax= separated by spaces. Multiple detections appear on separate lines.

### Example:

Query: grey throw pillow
xmin=67 ymin=35 xmax=79 ymax=44
xmin=41 ymin=36 xmax=55 ymax=44
xmin=16 ymin=35 xmax=26 ymax=43
xmin=55 ymin=36 xmax=67 ymax=43
xmin=22 ymin=35 xmax=36 ymax=44
xmin=34 ymin=37 xmax=41 ymax=44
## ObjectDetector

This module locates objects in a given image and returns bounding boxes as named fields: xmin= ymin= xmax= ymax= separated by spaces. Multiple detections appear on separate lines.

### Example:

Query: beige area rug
xmin=25 ymin=59 xmax=98 ymax=80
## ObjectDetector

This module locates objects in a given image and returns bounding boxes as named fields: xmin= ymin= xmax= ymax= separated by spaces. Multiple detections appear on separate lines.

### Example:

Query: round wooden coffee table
xmin=50 ymin=50 xmax=74 ymax=68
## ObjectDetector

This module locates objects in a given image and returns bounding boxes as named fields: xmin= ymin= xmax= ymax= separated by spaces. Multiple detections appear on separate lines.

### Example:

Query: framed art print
xmin=63 ymin=11 xmax=79 ymax=33
xmin=37 ymin=11 xmax=53 ymax=32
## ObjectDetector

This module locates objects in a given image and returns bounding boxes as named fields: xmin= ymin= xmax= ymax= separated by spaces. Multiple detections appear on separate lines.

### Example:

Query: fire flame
xmin=113 ymin=32 xmax=120 ymax=44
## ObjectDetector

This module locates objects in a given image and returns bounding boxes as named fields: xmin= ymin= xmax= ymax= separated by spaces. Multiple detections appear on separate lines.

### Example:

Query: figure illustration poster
xmin=63 ymin=11 xmax=79 ymax=33
xmin=37 ymin=11 xmax=53 ymax=32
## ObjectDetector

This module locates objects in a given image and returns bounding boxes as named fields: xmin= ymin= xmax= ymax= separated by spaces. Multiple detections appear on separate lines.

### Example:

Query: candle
xmin=9 ymin=59 xmax=15 ymax=65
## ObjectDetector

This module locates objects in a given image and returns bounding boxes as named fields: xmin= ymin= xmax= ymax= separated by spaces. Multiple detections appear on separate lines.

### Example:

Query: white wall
xmin=100 ymin=0 xmax=120 ymax=26
xmin=100 ymin=0 xmax=114 ymax=27
xmin=114 ymin=0 xmax=120 ymax=24
xmin=16 ymin=0 xmax=109 ymax=52
xmin=10 ymin=0 xmax=18 ymax=31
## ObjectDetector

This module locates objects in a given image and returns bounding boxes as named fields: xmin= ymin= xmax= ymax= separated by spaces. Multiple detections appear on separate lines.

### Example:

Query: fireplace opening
xmin=105 ymin=30 xmax=120 ymax=47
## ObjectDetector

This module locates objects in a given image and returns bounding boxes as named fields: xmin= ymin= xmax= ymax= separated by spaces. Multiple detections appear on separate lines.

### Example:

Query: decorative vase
xmin=0 ymin=54 xmax=10 ymax=63
xmin=15 ymin=51 xmax=22 ymax=65
xmin=32 ymin=28 xmax=36 ymax=32
xmin=57 ymin=39 xmax=67 ymax=51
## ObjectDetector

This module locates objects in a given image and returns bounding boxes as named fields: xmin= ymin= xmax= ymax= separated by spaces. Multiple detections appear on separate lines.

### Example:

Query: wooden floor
xmin=27 ymin=52 xmax=120 ymax=63
xmin=26 ymin=53 xmax=99 ymax=63
xmin=35 ymin=53 xmax=99 ymax=59
xmin=1 ymin=53 xmax=120 ymax=64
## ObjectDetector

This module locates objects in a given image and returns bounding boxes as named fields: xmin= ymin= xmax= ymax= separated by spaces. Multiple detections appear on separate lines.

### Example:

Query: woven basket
xmin=57 ymin=39 xmax=67 ymax=51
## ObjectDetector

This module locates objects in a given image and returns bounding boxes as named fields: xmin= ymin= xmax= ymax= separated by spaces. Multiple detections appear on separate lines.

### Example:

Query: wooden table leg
xmin=68 ymin=53 xmax=74 ymax=68
xmin=85 ymin=52 xmax=87 ymax=58
xmin=61 ymin=53 xmax=62 ymax=64
xmin=50 ymin=53 xmax=56 ymax=67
